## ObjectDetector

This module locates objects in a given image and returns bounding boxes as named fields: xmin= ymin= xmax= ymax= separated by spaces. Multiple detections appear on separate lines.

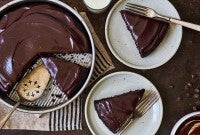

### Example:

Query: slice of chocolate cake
xmin=42 ymin=57 xmax=89 ymax=98
xmin=94 ymin=89 xmax=145 ymax=133
xmin=120 ymin=10 xmax=169 ymax=58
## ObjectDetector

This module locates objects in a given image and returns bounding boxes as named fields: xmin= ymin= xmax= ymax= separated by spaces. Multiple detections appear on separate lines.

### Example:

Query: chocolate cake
xmin=0 ymin=3 xmax=90 ymax=95
xmin=94 ymin=89 xmax=145 ymax=133
xmin=176 ymin=115 xmax=200 ymax=135
xmin=120 ymin=10 xmax=169 ymax=58
xmin=42 ymin=57 xmax=89 ymax=98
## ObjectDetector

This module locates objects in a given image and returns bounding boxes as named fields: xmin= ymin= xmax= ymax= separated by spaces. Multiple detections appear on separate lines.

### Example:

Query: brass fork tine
xmin=126 ymin=3 xmax=148 ymax=9
xmin=126 ymin=3 xmax=148 ymax=11
xmin=137 ymin=92 xmax=159 ymax=115
xmin=125 ymin=7 xmax=147 ymax=16
xmin=136 ymin=90 xmax=154 ymax=110
xmin=125 ymin=3 xmax=149 ymax=17
xmin=118 ymin=90 xmax=160 ymax=135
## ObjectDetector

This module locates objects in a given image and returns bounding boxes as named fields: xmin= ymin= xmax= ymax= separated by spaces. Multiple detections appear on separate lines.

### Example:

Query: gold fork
xmin=118 ymin=89 xmax=160 ymax=135
xmin=125 ymin=3 xmax=200 ymax=32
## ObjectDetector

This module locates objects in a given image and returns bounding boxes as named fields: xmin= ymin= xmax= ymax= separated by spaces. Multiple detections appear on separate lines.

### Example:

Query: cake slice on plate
xmin=94 ymin=89 xmax=145 ymax=133
xmin=120 ymin=10 xmax=169 ymax=58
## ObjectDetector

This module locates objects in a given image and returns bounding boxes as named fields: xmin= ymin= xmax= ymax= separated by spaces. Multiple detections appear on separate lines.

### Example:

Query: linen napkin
xmin=0 ymin=96 xmax=82 ymax=131
xmin=0 ymin=12 xmax=114 ymax=131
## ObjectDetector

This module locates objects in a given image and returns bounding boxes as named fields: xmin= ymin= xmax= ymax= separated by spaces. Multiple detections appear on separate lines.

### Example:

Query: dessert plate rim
xmin=85 ymin=71 xmax=163 ymax=135
xmin=170 ymin=111 xmax=200 ymax=135
xmin=105 ymin=0 xmax=182 ymax=69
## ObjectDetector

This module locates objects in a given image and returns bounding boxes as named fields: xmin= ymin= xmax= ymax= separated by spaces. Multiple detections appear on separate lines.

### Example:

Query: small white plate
xmin=105 ymin=0 xmax=182 ymax=69
xmin=171 ymin=112 xmax=200 ymax=135
xmin=85 ymin=71 xmax=163 ymax=135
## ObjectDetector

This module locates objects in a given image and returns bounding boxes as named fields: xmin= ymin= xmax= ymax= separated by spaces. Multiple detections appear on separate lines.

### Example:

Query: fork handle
xmin=170 ymin=18 xmax=200 ymax=32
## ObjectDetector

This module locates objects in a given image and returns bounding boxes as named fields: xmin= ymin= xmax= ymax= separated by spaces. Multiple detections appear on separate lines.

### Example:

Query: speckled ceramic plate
xmin=85 ymin=71 xmax=163 ymax=135
xmin=105 ymin=0 xmax=182 ymax=69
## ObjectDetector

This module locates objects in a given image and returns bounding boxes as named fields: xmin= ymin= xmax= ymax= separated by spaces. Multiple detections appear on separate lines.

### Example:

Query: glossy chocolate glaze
xmin=0 ymin=4 xmax=90 ymax=93
xmin=94 ymin=89 xmax=145 ymax=133
xmin=42 ymin=57 xmax=89 ymax=98
xmin=120 ymin=10 xmax=169 ymax=58
xmin=176 ymin=115 xmax=200 ymax=135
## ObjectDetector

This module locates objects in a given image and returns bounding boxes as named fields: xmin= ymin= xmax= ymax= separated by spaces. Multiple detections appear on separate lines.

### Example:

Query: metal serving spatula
xmin=0 ymin=64 xmax=50 ymax=129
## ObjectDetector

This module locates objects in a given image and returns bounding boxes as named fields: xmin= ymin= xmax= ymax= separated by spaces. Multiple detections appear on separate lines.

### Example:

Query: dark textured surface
xmin=0 ymin=0 xmax=200 ymax=135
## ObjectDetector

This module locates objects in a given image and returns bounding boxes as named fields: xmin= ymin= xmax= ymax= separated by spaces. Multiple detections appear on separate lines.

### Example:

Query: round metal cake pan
xmin=0 ymin=0 xmax=95 ymax=114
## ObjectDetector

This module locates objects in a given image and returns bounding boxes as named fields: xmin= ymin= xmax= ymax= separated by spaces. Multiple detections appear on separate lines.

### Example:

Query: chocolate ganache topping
xmin=120 ymin=10 xmax=169 ymax=58
xmin=0 ymin=4 xmax=90 ymax=93
xmin=42 ymin=57 xmax=89 ymax=98
xmin=94 ymin=89 xmax=145 ymax=133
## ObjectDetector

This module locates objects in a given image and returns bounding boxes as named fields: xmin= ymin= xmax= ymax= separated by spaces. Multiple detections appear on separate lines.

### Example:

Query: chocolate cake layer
xmin=42 ymin=57 xmax=89 ymax=98
xmin=0 ymin=4 xmax=90 ymax=93
xmin=94 ymin=89 xmax=145 ymax=133
xmin=120 ymin=10 xmax=169 ymax=58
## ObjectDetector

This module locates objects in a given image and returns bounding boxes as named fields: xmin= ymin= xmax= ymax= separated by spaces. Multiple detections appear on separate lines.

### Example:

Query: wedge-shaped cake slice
xmin=94 ymin=89 xmax=145 ymax=133
xmin=42 ymin=57 xmax=89 ymax=98
xmin=120 ymin=10 xmax=169 ymax=58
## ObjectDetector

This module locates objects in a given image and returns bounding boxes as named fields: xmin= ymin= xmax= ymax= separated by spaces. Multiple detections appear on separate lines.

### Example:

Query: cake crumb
xmin=191 ymin=74 xmax=196 ymax=79
xmin=193 ymin=106 xmax=197 ymax=111
xmin=187 ymin=82 xmax=192 ymax=87
xmin=195 ymin=100 xmax=200 ymax=106
xmin=186 ymin=93 xmax=191 ymax=98
xmin=194 ymin=88 xmax=200 ymax=93
xmin=176 ymin=97 xmax=181 ymax=102
xmin=184 ymin=85 xmax=190 ymax=90
xmin=193 ymin=94 xmax=199 ymax=99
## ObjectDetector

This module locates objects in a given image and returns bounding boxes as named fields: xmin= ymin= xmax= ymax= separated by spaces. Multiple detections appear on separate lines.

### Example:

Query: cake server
xmin=0 ymin=65 xmax=51 ymax=129
xmin=0 ymin=53 xmax=92 ymax=129
xmin=125 ymin=3 xmax=200 ymax=32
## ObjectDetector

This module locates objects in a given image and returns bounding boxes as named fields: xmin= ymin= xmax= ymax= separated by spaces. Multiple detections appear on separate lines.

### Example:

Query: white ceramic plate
xmin=105 ymin=0 xmax=182 ymax=69
xmin=171 ymin=112 xmax=200 ymax=135
xmin=85 ymin=71 xmax=163 ymax=135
